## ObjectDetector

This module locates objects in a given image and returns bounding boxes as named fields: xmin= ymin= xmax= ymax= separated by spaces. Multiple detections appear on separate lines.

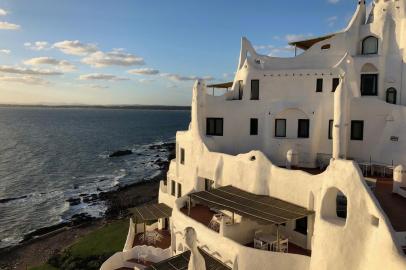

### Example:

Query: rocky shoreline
xmin=0 ymin=142 xmax=175 ymax=269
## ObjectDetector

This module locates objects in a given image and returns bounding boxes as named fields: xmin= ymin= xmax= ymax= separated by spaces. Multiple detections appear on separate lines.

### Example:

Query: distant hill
xmin=0 ymin=104 xmax=191 ymax=111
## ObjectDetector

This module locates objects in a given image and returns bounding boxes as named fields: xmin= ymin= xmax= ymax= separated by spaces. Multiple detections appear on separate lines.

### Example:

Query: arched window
xmin=360 ymin=63 xmax=378 ymax=96
xmin=386 ymin=88 xmax=397 ymax=104
xmin=362 ymin=36 xmax=378 ymax=55
xmin=321 ymin=187 xmax=348 ymax=226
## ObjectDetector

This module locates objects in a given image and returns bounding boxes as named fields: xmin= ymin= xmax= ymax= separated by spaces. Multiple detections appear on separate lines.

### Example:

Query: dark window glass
xmin=328 ymin=120 xmax=333 ymax=140
xmin=336 ymin=195 xmax=347 ymax=219
xmin=250 ymin=118 xmax=258 ymax=135
xmin=180 ymin=148 xmax=185 ymax=165
xmin=251 ymin=80 xmax=259 ymax=100
xmin=205 ymin=179 xmax=214 ymax=191
xmin=332 ymin=78 xmax=340 ymax=92
xmin=206 ymin=118 xmax=223 ymax=136
xmin=362 ymin=36 xmax=378 ymax=55
xmin=275 ymin=119 xmax=286 ymax=137
xmin=171 ymin=180 xmax=176 ymax=196
xmin=386 ymin=88 xmax=397 ymax=104
xmin=238 ymin=80 xmax=243 ymax=100
xmin=295 ymin=217 xmax=308 ymax=235
xmin=298 ymin=119 xmax=310 ymax=138
xmin=316 ymin=78 xmax=323 ymax=92
xmin=360 ymin=74 xmax=378 ymax=96
xmin=177 ymin=183 xmax=182 ymax=198
xmin=351 ymin=120 xmax=364 ymax=140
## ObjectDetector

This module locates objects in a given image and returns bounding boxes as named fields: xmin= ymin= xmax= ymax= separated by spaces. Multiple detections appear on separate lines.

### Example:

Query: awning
xmin=128 ymin=203 xmax=172 ymax=224
xmin=207 ymin=82 xmax=233 ymax=89
xmin=146 ymin=248 xmax=231 ymax=270
xmin=289 ymin=34 xmax=335 ymax=50
xmin=189 ymin=186 xmax=313 ymax=225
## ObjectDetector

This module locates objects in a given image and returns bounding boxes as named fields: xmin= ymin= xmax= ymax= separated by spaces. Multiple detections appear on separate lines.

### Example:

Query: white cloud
xmin=127 ymin=68 xmax=159 ymax=75
xmin=254 ymin=44 xmax=295 ymax=57
xmin=53 ymin=40 xmax=98 ymax=56
xmin=24 ymin=41 xmax=49 ymax=51
xmin=328 ymin=0 xmax=340 ymax=4
xmin=0 ymin=65 xmax=63 ymax=76
xmin=0 ymin=75 xmax=49 ymax=85
xmin=24 ymin=57 xmax=76 ymax=72
xmin=162 ymin=73 xmax=214 ymax=82
xmin=82 ymin=49 xmax=145 ymax=68
xmin=79 ymin=73 xmax=130 ymax=81
xmin=327 ymin=16 xmax=338 ymax=27
xmin=284 ymin=34 xmax=313 ymax=43
xmin=0 ymin=49 xmax=10 ymax=54
xmin=0 ymin=21 xmax=20 ymax=30
xmin=0 ymin=9 xmax=8 ymax=16
xmin=82 ymin=84 xmax=109 ymax=89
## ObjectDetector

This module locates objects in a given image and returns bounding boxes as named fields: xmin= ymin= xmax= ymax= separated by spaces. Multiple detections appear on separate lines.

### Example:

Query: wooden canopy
xmin=289 ymin=34 xmax=335 ymax=50
xmin=207 ymin=82 xmax=233 ymax=89
xmin=128 ymin=203 xmax=172 ymax=224
xmin=189 ymin=186 xmax=313 ymax=225
xmin=146 ymin=248 xmax=231 ymax=270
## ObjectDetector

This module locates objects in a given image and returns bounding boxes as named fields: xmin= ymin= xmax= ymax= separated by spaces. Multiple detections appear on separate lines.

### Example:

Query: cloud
xmin=327 ymin=16 xmax=338 ymax=27
xmin=0 ymin=49 xmax=10 ymax=54
xmin=24 ymin=57 xmax=76 ymax=72
xmin=24 ymin=41 xmax=49 ymax=51
xmin=161 ymin=73 xmax=214 ymax=82
xmin=82 ymin=49 xmax=145 ymax=68
xmin=79 ymin=73 xmax=130 ymax=81
xmin=82 ymin=84 xmax=109 ymax=89
xmin=0 ymin=21 xmax=20 ymax=30
xmin=53 ymin=40 xmax=98 ymax=56
xmin=0 ymin=75 xmax=49 ymax=85
xmin=327 ymin=0 xmax=339 ymax=4
xmin=254 ymin=44 xmax=295 ymax=57
xmin=0 ymin=65 xmax=63 ymax=76
xmin=0 ymin=9 xmax=8 ymax=16
xmin=284 ymin=34 xmax=313 ymax=43
xmin=127 ymin=68 xmax=159 ymax=75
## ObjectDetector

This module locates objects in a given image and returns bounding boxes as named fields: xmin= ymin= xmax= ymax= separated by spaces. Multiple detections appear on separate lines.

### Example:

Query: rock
xmin=109 ymin=150 xmax=133 ymax=158
xmin=66 ymin=197 xmax=81 ymax=206
xmin=70 ymin=213 xmax=95 ymax=226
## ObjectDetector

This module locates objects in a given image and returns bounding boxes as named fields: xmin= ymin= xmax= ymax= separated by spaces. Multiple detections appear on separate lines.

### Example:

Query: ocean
xmin=0 ymin=107 xmax=190 ymax=249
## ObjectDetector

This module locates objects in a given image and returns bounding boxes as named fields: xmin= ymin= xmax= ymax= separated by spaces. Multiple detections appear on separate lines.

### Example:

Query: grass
xmin=30 ymin=264 xmax=58 ymax=270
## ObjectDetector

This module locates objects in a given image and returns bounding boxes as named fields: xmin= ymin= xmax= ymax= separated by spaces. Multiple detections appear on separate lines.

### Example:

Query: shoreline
xmin=0 ymin=142 xmax=175 ymax=270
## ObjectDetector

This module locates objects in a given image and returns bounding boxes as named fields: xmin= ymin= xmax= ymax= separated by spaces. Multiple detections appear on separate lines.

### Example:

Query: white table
xmin=254 ymin=232 xmax=278 ymax=250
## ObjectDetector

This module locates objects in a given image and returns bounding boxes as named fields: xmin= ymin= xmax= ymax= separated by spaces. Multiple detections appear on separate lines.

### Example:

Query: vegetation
xmin=30 ymin=219 xmax=129 ymax=270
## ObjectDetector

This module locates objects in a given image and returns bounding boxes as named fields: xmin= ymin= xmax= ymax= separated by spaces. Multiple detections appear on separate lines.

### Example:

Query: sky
xmin=0 ymin=0 xmax=364 ymax=106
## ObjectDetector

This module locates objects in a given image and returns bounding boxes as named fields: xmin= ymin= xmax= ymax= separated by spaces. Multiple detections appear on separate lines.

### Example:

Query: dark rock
xmin=109 ymin=150 xmax=133 ymax=158
xmin=70 ymin=213 xmax=95 ymax=226
xmin=66 ymin=197 xmax=81 ymax=206
xmin=0 ymin=195 xmax=28 ymax=204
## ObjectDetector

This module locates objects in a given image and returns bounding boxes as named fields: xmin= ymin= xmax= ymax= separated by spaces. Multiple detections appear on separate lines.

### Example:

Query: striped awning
xmin=128 ymin=203 xmax=172 ymax=223
xmin=190 ymin=186 xmax=313 ymax=225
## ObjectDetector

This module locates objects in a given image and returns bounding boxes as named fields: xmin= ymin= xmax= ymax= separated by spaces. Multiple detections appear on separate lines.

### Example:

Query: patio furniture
xmin=254 ymin=238 xmax=269 ymax=250
xmin=279 ymin=239 xmax=289 ymax=253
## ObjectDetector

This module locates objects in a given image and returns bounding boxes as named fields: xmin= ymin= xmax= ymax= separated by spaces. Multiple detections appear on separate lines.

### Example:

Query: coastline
xmin=0 ymin=142 xmax=175 ymax=270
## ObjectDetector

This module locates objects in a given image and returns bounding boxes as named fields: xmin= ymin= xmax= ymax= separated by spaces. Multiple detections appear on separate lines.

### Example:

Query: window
xmin=298 ymin=119 xmax=310 ymax=138
xmin=321 ymin=44 xmax=331 ymax=50
xmin=180 ymin=148 xmax=185 ymax=165
xmin=171 ymin=180 xmax=176 ymax=196
xmin=238 ymin=80 xmax=243 ymax=100
xmin=206 ymin=118 xmax=223 ymax=136
xmin=205 ymin=179 xmax=214 ymax=191
xmin=321 ymin=187 xmax=347 ymax=226
xmin=275 ymin=119 xmax=286 ymax=138
xmin=328 ymin=120 xmax=333 ymax=140
xmin=351 ymin=120 xmax=364 ymax=140
xmin=316 ymin=78 xmax=323 ymax=92
xmin=295 ymin=217 xmax=308 ymax=235
xmin=332 ymin=78 xmax=340 ymax=92
xmin=360 ymin=74 xmax=378 ymax=96
xmin=251 ymin=80 xmax=259 ymax=100
xmin=362 ymin=36 xmax=378 ymax=55
xmin=386 ymin=88 xmax=397 ymax=104
xmin=250 ymin=118 xmax=258 ymax=135
xmin=177 ymin=183 xmax=182 ymax=198
xmin=336 ymin=194 xmax=347 ymax=219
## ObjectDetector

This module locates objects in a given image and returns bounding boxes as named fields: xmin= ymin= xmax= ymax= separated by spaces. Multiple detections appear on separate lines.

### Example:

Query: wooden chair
xmin=279 ymin=239 xmax=289 ymax=253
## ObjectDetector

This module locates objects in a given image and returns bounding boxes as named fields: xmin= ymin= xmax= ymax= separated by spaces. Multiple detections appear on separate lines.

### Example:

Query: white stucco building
xmin=102 ymin=1 xmax=406 ymax=270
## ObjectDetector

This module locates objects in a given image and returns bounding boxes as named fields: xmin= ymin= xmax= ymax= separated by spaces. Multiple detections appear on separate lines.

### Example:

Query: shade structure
xmin=128 ymin=203 xmax=172 ymax=224
xmin=146 ymin=248 xmax=231 ymax=270
xmin=289 ymin=34 xmax=335 ymax=50
xmin=189 ymin=185 xmax=313 ymax=225
xmin=207 ymin=82 xmax=233 ymax=89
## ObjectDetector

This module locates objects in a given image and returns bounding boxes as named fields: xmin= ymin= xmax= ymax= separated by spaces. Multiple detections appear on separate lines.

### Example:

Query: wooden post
xmin=276 ymin=224 xmax=280 ymax=252
xmin=232 ymin=212 xmax=235 ymax=224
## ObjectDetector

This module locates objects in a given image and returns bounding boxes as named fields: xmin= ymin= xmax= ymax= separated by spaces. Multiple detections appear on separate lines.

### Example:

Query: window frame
xmin=332 ymin=78 xmax=340 ymax=92
xmin=316 ymin=78 xmax=323 ymax=92
xmin=205 ymin=179 xmax=214 ymax=191
xmin=386 ymin=88 xmax=397 ymax=104
xmin=250 ymin=79 xmax=260 ymax=100
xmin=351 ymin=120 xmax=364 ymax=141
xmin=362 ymin=36 xmax=379 ymax=55
xmin=360 ymin=74 xmax=378 ymax=96
xmin=180 ymin=148 xmax=185 ymax=165
xmin=328 ymin=119 xmax=333 ymax=140
xmin=275 ymin=119 xmax=287 ymax=138
xmin=206 ymin=118 xmax=224 ymax=136
xmin=297 ymin=119 xmax=310 ymax=138
xmin=250 ymin=118 xmax=258 ymax=135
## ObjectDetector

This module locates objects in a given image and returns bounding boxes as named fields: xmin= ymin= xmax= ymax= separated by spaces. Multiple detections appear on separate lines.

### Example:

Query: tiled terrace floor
xmin=133 ymin=229 xmax=171 ymax=249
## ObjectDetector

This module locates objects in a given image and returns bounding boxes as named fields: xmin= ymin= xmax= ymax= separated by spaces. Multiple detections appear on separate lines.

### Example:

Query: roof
xmin=207 ymin=82 xmax=233 ymax=89
xmin=190 ymin=186 xmax=313 ymax=225
xmin=289 ymin=34 xmax=335 ymax=50
xmin=146 ymin=248 xmax=231 ymax=270
xmin=128 ymin=203 xmax=172 ymax=223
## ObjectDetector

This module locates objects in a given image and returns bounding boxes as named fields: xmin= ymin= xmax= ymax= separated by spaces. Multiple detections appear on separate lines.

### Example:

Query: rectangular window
xmin=205 ymin=179 xmax=214 ymax=191
xmin=180 ymin=148 xmax=185 ymax=165
xmin=332 ymin=78 xmax=340 ymax=92
xmin=238 ymin=80 xmax=243 ymax=100
xmin=275 ymin=119 xmax=286 ymax=138
xmin=251 ymin=80 xmax=259 ymax=100
xmin=360 ymin=74 xmax=378 ymax=96
xmin=250 ymin=118 xmax=258 ymax=135
xmin=171 ymin=180 xmax=176 ymax=196
xmin=206 ymin=118 xmax=223 ymax=136
xmin=316 ymin=78 xmax=323 ymax=92
xmin=295 ymin=217 xmax=308 ymax=235
xmin=298 ymin=119 xmax=310 ymax=138
xmin=328 ymin=120 xmax=333 ymax=140
xmin=351 ymin=120 xmax=364 ymax=140
xmin=177 ymin=183 xmax=182 ymax=198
